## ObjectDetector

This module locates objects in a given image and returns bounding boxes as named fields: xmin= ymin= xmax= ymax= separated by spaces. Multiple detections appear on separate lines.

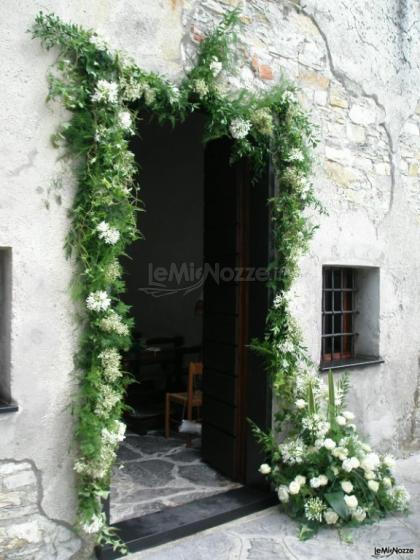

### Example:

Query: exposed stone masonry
xmin=0 ymin=461 xmax=80 ymax=560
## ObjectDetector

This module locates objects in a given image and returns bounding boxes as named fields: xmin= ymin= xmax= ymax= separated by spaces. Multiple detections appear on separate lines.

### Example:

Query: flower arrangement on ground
xmin=256 ymin=370 xmax=410 ymax=539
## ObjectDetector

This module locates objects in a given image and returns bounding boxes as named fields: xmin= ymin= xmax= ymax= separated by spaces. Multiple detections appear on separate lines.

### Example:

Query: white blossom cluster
xmin=250 ymin=107 xmax=274 ymax=136
xmin=98 ymin=347 xmax=122 ymax=382
xmin=95 ymin=385 xmax=121 ymax=417
xmin=102 ymin=420 xmax=126 ymax=446
xmin=96 ymin=221 xmax=120 ymax=245
xmin=193 ymin=78 xmax=209 ymax=98
xmin=105 ymin=259 xmax=122 ymax=283
xmin=279 ymin=437 xmax=306 ymax=465
xmin=99 ymin=310 xmax=129 ymax=336
xmin=287 ymin=148 xmax=305 ymax=163
xmin=86 ymin=290 xmax=111 ymax=313
xmin=118 ymin=110 xmax=133 ymax=131
xmin=91 ymin=79 xmax=119 ymax=104
xmin=209 ymin=57 xmax=223 ymax=77
xmin=229 ymin=117 xmax=252 ymax=140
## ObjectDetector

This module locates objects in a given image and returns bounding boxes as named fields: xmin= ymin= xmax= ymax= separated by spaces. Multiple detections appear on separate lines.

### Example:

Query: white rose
xmin=295 ymin=399 xmax=306 ymax=409
xmin=342 ymin=411 xmax=355 ymax=420
xmin=289 ymin=480 xmax=301 ymax=495
xmin=383 ymin=454 xmax=395 ymax=469
xmin=350 ymin=457 xmax=360 ymax=469
xmin=310 ymin=477 xmax=321 ymax=488
xmin=364 ymin=470 xmax=375 ymax=480
xmin=368 ymin=480 xmax=379 ymax=493
xmin=295 ymin=475 xmax=306 ymax=486
xmin=382 ymin=477 xmax=392 ymax=488
xmin=336 ymin=415 xmax=347 ymax=426
xmin=352 ymin=507 xmax=366 ymax=522
xmin=277 ymin=485 xmax=289 ymax=503
xmin=344 ymin=494 xmax=358 ymax=509
xmin=323 ymin=438 xmax=336 ymax=450
xmin=363 ymin=453 xmax=380 ymax=471
xmin=324 ymin=509 xmax=339 ymax=525
xmin=341 ymin=480 xmax=353 ymax=493
xmin=258 ymin=463 xmax=271 ymax=475
xmin=319 ymin=474 xmax=329 ymax=486
xmin=332 ymin=447 xmax=348 ymax=460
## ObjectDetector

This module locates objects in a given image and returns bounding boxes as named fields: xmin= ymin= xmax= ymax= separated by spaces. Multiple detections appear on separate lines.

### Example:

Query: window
xmin=0 ymin=248 xmax=16 ymax=412
xmin=320 ymin=266 xmax=382 ymax=370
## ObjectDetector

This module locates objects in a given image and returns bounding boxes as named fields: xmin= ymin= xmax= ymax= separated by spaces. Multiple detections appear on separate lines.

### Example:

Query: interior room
xmin=110 ymin=114 xmax=240 ymax=524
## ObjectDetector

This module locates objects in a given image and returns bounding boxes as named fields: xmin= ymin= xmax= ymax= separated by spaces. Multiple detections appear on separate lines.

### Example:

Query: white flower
xmin=96 ymin=221 xmax=120 ymax=245
xmin=273 ymin=294 xmax=283 ymax=308
xmin=92 ymin=79 xmax=119 ymax=104
xmin=229 ymin=117 xmax=252 ymax=140
xmin=99 ymin=310 xmax=129 ymax=337
xmin=342 ymin=457 xmax=360 ymax=472
xmin=361 ymin=443 xmax=372 ymax=452
xmin=193 ymin=78 xmax=209 ymax=98
xmin=383 ymin=454 xmax=395 ymax=469
xmin=209 ymin=57 xmax=223 ymax=77
xmin=295 ymin=399 xmax=306 ymax=409
xmin=310 ymin=477 xmax=321 ymax=488
xmin=82 ymin=514 xmax=104 ymax=534
xmin=364 ymin=470 xmax=375 ymax=480
xmin=279 ymin=438 xmax=306 ymax=465
xmin=390 ymin=485 xmax=410 ymax=511
xmin=86 ymin=291 xmax=111 ymax=312
xmin=89 ymin=35 xmax=109 ymax=52
xmin=95 ymin=385 xmax=121 ymax=417
xmin=287 ymin=148 xmax=305 ymax=162
xmin=324 ymin=509 xmax=339 ymax=525
xmin=102 ymin=420 xmax=126 ymax=446
xmin=332 ymin=446 xmax=348 ymax=460
xmin=98 ymin=348 xmax=122 ymax=382
xmin=168 ymin=84 xmax=180 ymax=104
xmin=250 ymin=107 xmax=274 ymax=136
xmin=352 ymin=507 xmax=366 ymax=522
xmin=344 ymin=494 xmax=358 ymax=509
xmin=382 ymin=477 xmax=392 ymax=488
xmin=118 ymin=110 xmax=132 ymax=131
xmin=319 ymin=474 xmax=329 ymax=486
xmin=323 ymin=438 xmax=336 ymax=450
xmin=295 ymin=475 xmax=306 ymax=486
xmin=304 ymin=497 xmax=327 ymax=522
xmin=341 ymin=480 xmax=353 ymax=493
xmin=331 ymin=466 xmax=339 ymax=476
xmin=282 ymin=90 xmax=297 ymax=104
xmin=336 ymin=415 xmax=347 ymax=426
xmin=277 ymin=485 xmax=289 ymax=503
xmin=368 ymin=480 xmax=379 ymax=493
xmin=342 ymin=410 xmax=355 ymax=420
xmin=258 ymin=463 xmax=271 ymax=475
xmin=361 ymin=453 xmax=380 ymax=472
xmin=289 ymin=480 xmax=301 ymax=495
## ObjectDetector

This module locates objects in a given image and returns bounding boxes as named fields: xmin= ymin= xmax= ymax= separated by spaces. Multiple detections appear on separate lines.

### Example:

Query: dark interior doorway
xmin=109 ymin=112 xmax=272 ymax=534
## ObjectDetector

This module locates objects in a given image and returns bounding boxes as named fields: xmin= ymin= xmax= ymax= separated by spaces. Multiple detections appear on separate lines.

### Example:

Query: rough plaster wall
xmin=0 ymin=0 xmax=419 ymax=555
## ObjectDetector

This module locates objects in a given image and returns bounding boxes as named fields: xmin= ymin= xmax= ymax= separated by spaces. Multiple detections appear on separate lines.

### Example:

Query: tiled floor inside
xmin=111 ymin=431 xmax=241 ymax=523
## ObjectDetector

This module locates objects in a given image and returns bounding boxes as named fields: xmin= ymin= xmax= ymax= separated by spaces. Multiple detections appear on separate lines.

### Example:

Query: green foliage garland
xmin=32 ymin=8 xmax=406 ymax=553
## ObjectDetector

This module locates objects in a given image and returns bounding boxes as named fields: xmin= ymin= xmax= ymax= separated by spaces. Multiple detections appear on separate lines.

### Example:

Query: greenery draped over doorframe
xmin=32 ymin=9 xmax=320 ymax=552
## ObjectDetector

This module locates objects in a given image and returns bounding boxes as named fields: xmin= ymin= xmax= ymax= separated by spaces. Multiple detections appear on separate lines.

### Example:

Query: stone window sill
xmin=319 ymin=355 xmax=384 ymax=372
xmin=0 ymin=400 xmax=18 ymax=413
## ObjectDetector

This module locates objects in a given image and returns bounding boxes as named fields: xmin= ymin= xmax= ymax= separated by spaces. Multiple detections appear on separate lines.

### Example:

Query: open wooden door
xmin=201 ymin=138 xmax=271 ymax=484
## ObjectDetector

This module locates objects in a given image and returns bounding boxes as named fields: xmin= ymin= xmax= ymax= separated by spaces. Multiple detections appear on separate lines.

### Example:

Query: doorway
xmin=109 ymin=112 xmax=272 ymax=527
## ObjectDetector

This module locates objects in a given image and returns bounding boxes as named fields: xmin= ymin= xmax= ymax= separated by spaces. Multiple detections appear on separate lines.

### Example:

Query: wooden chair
xmin=165 ymin=362 xmax=203 ymax=445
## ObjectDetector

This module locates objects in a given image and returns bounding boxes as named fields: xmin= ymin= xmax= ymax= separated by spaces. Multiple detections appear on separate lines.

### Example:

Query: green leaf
xmin=324 ymin=492 xmax=350 ymax=520
xmin=338 ymin=527 xmax=353 ymax=544
xmin=298 ymin=524 xmax=316 ymax=541
xmin=328 ymin=369 xmax=336 ymax=424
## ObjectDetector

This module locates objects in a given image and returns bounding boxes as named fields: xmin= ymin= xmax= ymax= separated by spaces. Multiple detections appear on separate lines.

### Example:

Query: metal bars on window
xmin=321 ymin=267 xmax=357 ymax=362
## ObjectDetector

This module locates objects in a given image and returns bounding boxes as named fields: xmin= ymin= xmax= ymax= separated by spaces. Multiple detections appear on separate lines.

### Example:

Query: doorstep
xmin=97 ymin=486 xmax=277 ymax=559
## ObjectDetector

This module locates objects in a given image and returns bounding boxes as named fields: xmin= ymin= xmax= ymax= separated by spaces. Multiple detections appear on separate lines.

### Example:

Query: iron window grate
xmin=321 ymin=267 xmax=357 ymax=362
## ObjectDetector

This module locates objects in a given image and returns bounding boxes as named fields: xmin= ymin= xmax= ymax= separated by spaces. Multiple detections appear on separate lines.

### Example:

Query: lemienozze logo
xmin=372 ymin=547 xmax=414 ymax=558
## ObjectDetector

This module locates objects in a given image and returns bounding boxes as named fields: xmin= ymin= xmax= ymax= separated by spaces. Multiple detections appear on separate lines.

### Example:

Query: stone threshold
xmin=97 ymin=486 xmax=276 ymax=560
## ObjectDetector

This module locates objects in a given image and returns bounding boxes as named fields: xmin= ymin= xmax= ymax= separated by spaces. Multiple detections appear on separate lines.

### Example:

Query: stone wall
xmin=0 ymin=461 xmax=80 ymax=559
xmin=0 ymin=0 xmax=419 ymax=557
